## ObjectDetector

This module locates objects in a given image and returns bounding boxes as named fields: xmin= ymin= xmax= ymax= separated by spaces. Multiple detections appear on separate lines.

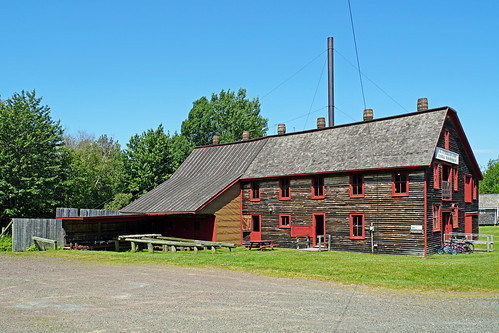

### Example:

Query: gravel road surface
xmin=0 ymin=255 xmax=497 ymax=332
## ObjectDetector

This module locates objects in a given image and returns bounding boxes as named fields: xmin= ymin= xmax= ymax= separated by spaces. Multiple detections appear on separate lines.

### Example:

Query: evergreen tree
xmin=0 ymin=90 xmax=63 ymax=226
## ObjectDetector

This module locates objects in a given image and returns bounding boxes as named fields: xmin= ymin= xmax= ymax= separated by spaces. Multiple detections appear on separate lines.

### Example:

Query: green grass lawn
xmin=5 ymin=226 xmax=498 ymax=294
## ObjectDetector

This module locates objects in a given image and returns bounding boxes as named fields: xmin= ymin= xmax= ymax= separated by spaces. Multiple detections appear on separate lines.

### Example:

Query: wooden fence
xmin=12 ymin=218 xmax=64 ymax=252
xmin=56 ymin=207 xmax=120 ymax=217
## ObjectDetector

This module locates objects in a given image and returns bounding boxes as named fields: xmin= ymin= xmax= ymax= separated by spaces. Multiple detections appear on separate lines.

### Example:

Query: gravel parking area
xmin=0 ymin=255 xmax=497 ymax=332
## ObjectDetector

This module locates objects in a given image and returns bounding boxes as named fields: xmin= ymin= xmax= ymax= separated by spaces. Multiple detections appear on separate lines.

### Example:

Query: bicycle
xmin=437 ymin=243 xmax=457 ymax=255
xmin=450 ymin=238 xmax=474 ymax=254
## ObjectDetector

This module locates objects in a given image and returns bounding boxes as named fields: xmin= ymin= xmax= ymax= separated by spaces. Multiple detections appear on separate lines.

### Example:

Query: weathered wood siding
xmin=12 ymin=218 xmax=63 ymax=252
xmin=426 ymin=116 xmax=480 ymax=255
xmin=242 ymin=171 xmax=426 ymax=255
xmin=214 ymin=194 xmax=241 ymax=244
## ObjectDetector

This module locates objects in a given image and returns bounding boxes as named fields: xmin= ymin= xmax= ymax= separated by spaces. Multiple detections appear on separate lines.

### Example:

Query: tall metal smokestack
xmin=327 ymin=37 xmax=334 ymax=127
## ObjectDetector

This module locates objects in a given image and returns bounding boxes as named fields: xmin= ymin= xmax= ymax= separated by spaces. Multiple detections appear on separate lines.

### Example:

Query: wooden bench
xmin=32 ymin=236 xmax=57 ymax=250
xmin=116 ymin=234 xmax=236 ymax=254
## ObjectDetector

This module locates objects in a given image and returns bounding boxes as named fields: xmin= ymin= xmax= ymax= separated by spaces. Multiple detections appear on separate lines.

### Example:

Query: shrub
xmin=0 ymin=236 xmax=12 ymax=252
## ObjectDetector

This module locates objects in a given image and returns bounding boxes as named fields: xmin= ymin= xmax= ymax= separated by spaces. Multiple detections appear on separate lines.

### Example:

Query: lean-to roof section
xmin=121 ymin=138 xmax=267 ymax=214
xmin=242 ymin=109 xmax=448 ymax=179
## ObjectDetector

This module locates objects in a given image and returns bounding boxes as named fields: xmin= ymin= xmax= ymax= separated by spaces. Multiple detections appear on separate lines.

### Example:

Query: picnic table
xmin=244 ymin=240 xmax=277 ymax=251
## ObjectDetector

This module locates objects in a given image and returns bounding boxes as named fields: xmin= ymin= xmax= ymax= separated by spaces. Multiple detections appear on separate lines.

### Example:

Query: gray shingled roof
xmin=122 ymin=109 xmax=450 ymax=214
xmin=121 ymin=139 xmax=267 ymax=214
xmin=480 ymin=194 xmax=499 ymax=209
xmin=242 ymin=109 xmax=447 ymax=179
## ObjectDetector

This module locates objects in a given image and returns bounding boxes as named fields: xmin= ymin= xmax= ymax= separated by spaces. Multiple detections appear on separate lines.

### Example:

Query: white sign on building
xmin=435 ymin=147 xmax=459 ymax=165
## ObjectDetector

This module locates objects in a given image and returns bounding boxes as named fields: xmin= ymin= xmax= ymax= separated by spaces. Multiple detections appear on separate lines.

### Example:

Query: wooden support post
xmin=147 ymin=242 xmax=154 ymax=253
xmin=171 ymin=245 xmax=176 ymax=253
xmin=194 ymin=247 xmax=198 ymax=254
xmin=131 ymin=241 xmax=137 ymax=253
xmin=162 ymin=245 xmax=168 ymax=252
xmin=115 ymin=240 xmax=120 ymax=252
xmin=211 ymin=246 xmax=216 ymax=254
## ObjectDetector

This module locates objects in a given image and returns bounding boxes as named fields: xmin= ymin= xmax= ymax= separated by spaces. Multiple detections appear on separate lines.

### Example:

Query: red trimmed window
xmin=453 ymin=168 xmax=458 ymax=191
xmin=453 ymin=205 xmax=459 ymax=228
xmin=279 ymin=214 xmax=291 ymax=228
xmin=442 ymin=164 xmax=452 ymax=201
xmin=473 ymin=179 xmax=477 ymax=200
xmin=350 ymin=213 xmax=365 ymax=239
xmin=392 ymin=172 xmax=409 ymax=196
xmin=433 ymin=163 xmax=440 ymax=189
xmin=312 ymin=176 xmax=325 ymax=199
xmin=464 ymin=174 xmax=472 ymax=203
xmin=432 ymin=204 xmax=441 ymax=232
xmin=250 ymin=182 xmax=260 ymax=201
xmin=444 ymin=129 xmax=450 ymax=150
xmin=279 ymin=179 xmax=290 ymax=200
xmin=350 ymin=174 xmax=364 ymax=198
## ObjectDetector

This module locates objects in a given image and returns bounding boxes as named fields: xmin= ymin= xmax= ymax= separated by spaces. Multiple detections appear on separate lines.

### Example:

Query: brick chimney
xmin=277 ymin=123 xmax=286 ymax=135
xmin=363 ymin=108 xmax=373 ymax=121
xmin=212 ymin=135 xmax=220 ymax=145
xmin=417 ymin=98 xmax=428 ymax=111
xmin=242 ymin=131 xmax=250 ymax=141
xmin=317 ymin=117 xmax=326 ymax=129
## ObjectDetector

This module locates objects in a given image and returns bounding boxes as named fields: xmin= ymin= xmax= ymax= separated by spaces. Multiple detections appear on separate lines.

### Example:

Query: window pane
xmin=280 ymin=179 xmax=290 ymax=198
xmin=314 ymin=177 xmax=324 ymax=197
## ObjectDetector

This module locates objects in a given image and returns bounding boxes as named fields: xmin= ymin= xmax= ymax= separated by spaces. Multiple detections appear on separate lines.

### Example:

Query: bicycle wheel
xmin=462 ymin=244 xmax=472 ymax=254
xmin=437 ymin=248 xmax=444 ymax=255
xmin=451 ymin=248 xmax=458 ymax=255
xmin=467 ymin=242 xmax=474 ymax=253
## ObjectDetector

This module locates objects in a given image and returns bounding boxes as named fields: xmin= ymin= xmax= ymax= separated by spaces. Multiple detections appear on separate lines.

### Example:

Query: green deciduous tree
xmin=0 ymin=90 xmax=64 ymax=226
xmin=61 ymin=132 xmax=124 ymax=209
xmin=480 ymin=157 xmax=499 ymax=194
xmin=181 ymin=88 xmax=268 ymax=146
xmin=121 ymin=124 xmax=191 ymax=198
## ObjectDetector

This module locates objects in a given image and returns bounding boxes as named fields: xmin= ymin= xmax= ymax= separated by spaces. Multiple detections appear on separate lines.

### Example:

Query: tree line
xmin=0 ymin=89 xmax=268 ymax=227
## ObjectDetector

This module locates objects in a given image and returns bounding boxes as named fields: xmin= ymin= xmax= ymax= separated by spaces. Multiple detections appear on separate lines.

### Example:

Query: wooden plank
xmin=156 ymin=236 xmax=236 ymax=248
xmin=0 ymin=220 xmax=13 ymax=240
xmin=32 ymin=236 xmax=57 ymax=250
xmin=117 ymin=234 xmax=161 ymax=240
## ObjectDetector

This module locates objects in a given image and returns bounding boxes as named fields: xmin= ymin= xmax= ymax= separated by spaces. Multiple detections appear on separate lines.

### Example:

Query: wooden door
xmin=313 ymin=213 xmax=326 ymax=247
xmin=464 ymin=214 xmax=473 ymax=240
xmin=442 ymin=212 xmax=453 ymax=244
xmin=250 ymin=215 xmax=261 ymax=241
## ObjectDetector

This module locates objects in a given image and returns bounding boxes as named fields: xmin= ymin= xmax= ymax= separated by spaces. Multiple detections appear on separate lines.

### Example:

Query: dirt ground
xmin=0 ymin=255 xmax=497 ymax=332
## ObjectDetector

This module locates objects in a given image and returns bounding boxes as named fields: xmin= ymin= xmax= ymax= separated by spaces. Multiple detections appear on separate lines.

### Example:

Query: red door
xmin=313 ymin=213 xmax=326 ymax=247
xmin=465 ymin=214 xmax=473 ymax=240
xmin=250 ymin=215 xmax=261 ymax=241
xmin=442 ymin=212 xmax=453 ymax=244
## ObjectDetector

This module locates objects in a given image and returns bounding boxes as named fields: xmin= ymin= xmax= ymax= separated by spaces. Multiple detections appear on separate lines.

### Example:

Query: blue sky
xmin=1 ymin=1 xmax=498 ymax=169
